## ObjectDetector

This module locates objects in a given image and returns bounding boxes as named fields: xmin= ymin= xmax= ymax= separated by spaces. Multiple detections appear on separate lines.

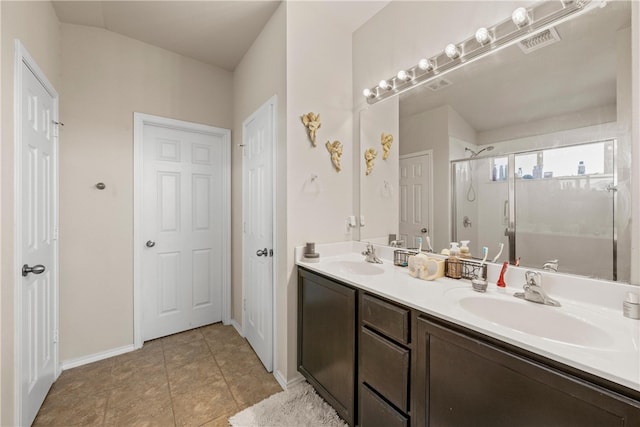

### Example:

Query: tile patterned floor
xmin=33 ymin=323 xmax=283 ymax=426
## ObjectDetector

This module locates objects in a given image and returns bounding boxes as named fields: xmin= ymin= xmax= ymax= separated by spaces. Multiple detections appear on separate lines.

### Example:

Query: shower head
xmin=465 ymin=146 xmax=495 ymax=158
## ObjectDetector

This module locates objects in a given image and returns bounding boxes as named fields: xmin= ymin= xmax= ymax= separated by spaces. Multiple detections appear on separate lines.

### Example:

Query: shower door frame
xmin=451 ymin=138 xmax=618 ymax=280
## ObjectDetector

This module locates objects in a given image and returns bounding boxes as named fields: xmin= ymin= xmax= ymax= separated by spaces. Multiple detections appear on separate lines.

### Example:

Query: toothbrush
xmin=425 ymin=236 xmax=433 ymax=253
xmin=480 ymin=247 xmax=488 ymax=267
xmin=492 ymin=243 xmax=504 ymax=263
xmin=479 ymin=246 xmax=489 ymax=280
xmin=417 ymin=237 xmax=423 ymax=252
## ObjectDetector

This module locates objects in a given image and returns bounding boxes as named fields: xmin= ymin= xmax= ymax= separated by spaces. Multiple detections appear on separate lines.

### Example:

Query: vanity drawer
xmin=361 ymin=293 xmax=410 ymax=344
xmin=361 ymin=327 xmax=410 ymax=412
xmin=360 ymin=383 xmax=408 ymax=427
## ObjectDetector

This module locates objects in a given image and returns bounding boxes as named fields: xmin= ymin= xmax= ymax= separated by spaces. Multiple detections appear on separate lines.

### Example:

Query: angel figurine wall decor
xmin=301 ymin=112 xmax=321 ymax=146
xmin=325 ymin=140 xmax=343 ymax=172
xmin=364 ymin=147 xmax=378 ymax=176
xmin=381 ymin=132 xmax=393 ymax=160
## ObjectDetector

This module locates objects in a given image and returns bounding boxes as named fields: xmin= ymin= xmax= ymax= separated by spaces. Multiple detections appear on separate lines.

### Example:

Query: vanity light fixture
xmin=364 ymin=0 xmax=595 ymax=104
xmin=511 ymin=7 xmax=529 ymax=27
xmin=475 ymin=27 xmax=491 ymax=45
xmin=418 ymin=58 xmax=434 ymax=72
xmin=379 ymin=79 xmax=392 ymax=91
xmin=445 ymin=43 xmax=460 ymax=59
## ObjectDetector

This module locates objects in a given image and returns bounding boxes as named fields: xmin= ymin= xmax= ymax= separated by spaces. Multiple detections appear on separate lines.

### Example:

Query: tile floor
xmin=33 ymin=323 xmax=283 ymax=426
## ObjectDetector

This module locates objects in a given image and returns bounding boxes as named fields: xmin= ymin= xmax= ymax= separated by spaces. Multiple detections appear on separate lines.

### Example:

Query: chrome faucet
xmin=514 ymin=271 xmax=561 ymax=307
xmin=362 ymin=243 xmax=383 ymax=264
xmin=542 ymin=259 xmax=559 ymax=272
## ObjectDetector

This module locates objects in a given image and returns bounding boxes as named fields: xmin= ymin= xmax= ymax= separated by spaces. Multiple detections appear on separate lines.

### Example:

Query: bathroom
xmin=1 ymin=0 xmax=639 ymax=425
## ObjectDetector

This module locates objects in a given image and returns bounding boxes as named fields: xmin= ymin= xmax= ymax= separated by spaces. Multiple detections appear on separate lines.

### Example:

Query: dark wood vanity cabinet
xmin=297 ymin=268 xmax=357 ymax=426
xmin=297 ymin=268 xmax=640 ymax=427
xmin=359 ymin=293 xmax=411 ymax=427
xmin=413 ymin=314 xmax=640 ymax=426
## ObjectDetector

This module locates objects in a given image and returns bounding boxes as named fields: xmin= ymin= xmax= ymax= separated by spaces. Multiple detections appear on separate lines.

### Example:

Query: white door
xmin=17 ymin=45 xmax=59 ymax=426
xmin=242 ymin=97 xmax=276 ymax=371
xmin=399 ymin=152 xmax=433 ymax=249
xmin=141 ymin=119 xmax=229 ymax=341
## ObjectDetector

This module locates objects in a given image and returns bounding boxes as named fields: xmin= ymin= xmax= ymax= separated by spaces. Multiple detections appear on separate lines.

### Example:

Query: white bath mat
xmin=228 ymin=381 xmax=348 ymax=427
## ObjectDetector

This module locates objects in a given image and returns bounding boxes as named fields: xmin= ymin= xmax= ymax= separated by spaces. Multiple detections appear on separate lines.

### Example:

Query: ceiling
xmin=52 ymin=1 xmax=391 ymax=72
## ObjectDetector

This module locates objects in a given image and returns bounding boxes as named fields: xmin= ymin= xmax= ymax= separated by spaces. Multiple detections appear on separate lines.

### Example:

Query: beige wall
xmin=631 ymin=2 xmax=639 ymax=284
xmin=1 ymin=2 xmax=61 ymax=424
xmin=59 ymin=23 xmax=233 ymax=362
xmin=359 ymin=97 xmax=399 ymax=243
xmin=283 ymin=1 xmax=358 ymax=383
xmin=400 ymin=106 xmax=450 ymax=251
xmin=231 ymin=3 xmax=286 ymax=333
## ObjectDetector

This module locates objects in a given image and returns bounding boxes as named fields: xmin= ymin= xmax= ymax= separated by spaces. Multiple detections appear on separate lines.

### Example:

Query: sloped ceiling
xmin=52 ymin=1 xmax=282 ymax=71
xmin=52 ymin=1 xmax=392 ymax=72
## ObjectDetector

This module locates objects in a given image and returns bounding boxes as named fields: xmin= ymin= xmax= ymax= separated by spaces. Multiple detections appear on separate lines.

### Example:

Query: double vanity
xmin=296 ymin=242 xmax=640 ymax=426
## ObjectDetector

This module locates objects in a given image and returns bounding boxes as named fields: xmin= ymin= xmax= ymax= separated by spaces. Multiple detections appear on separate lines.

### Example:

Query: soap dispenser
xmin=459 ymin=240 xmax=471 ymax=259
xmin=446 ymin=242 xmax=462 ymax=279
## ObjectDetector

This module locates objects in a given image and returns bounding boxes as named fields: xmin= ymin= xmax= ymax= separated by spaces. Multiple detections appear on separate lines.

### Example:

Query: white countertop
xmin=295 ymin=241 xmax=640 ymax=394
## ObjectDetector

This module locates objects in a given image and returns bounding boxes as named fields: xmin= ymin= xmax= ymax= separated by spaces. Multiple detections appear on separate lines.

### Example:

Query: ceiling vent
xmin=426 ymin=78 xmax=453 ymax=92
xmin=519 ymin=27 xmax=561 ymax=54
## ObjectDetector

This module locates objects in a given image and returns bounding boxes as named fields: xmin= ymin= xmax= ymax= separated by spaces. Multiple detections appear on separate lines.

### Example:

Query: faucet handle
xmin=525 ymin=270 xmax=541 ymax=286
xmin=543 ymin=259 xmax=559 ymax=272
xmin=362 ymin=242 xmax=374 ymax=255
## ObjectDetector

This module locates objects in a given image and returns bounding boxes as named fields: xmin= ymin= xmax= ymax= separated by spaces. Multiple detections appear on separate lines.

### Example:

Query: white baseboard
xmin=273 ymin=370 xmax=305 ymax=390
xmin=60 ymin=344 xmax=135 ymax=371
xmin=228 ymin=319 xmax=244 ymax=337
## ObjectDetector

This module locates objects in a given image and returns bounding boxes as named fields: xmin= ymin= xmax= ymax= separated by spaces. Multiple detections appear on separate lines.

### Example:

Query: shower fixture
xmin=464 ymin=146 xmax=495 ymax=202
xmin=465 ymin=146 xmax=495 ymax=158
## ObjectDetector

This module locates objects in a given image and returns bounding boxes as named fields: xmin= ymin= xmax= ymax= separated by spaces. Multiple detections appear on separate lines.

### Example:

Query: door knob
xmin=146 ymin=240 xmax=156 ymax=248
xmin=256 ymin=248 xmax=268 ymax=257
xmin=22 ymin=264 xmax=45 ymax=277
xmin=421 ymin=228 xmax=428 ymax=233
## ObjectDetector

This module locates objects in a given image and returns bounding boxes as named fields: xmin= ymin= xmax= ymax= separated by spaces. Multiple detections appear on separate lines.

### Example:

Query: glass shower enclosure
xmin=452 ymin=139 xmax=618 ymax=281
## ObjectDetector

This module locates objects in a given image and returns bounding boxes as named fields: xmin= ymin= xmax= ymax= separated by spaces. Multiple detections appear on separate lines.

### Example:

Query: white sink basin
xmin=454 ymin=293 xmax=614 ymax=349
xmin=327 ymin=260 xmax=385 ymax=276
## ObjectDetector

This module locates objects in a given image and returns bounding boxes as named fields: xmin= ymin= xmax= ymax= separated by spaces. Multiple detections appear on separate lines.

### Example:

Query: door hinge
xmin=243 ymin=298 xmax=246 ymax=311
xmin=53 ymin=329 xmax=59 ymax=343
xmin=53 ymin=227 xmax=60 ymax=241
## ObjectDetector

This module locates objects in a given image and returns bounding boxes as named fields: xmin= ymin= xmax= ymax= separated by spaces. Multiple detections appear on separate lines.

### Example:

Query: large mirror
xmin=359 ymin=1 xmax=632 ymax=282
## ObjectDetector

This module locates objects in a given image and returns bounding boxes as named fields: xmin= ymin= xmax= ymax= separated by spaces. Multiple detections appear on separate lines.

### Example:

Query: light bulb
xmin=512 ymin=7 xmax=529 ymax=26
xmin=475 ymin=27 xmax=490 ymax=44
xmin=379 ymin=79 xmax=391 ymax=90
xmin=445 ymin=44 xmax=459 ymax=59
xmin=363 ymin=88 xmax=373 ymax=98
xmin=418 ymin=58 xmax=433 ymax=71
xmin=397 ymin=70 xmax=411 ymax=82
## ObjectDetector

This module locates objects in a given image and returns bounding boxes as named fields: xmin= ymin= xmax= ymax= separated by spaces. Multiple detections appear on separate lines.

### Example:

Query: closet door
xmin=141 ymin=118 xmax=230 ymax=341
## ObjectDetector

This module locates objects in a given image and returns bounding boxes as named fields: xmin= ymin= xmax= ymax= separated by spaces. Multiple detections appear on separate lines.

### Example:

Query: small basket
xmin=445 ymin=258 xmax=487 ymax=280
xmin=394 ymin=249 xmax=417 ymax=267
